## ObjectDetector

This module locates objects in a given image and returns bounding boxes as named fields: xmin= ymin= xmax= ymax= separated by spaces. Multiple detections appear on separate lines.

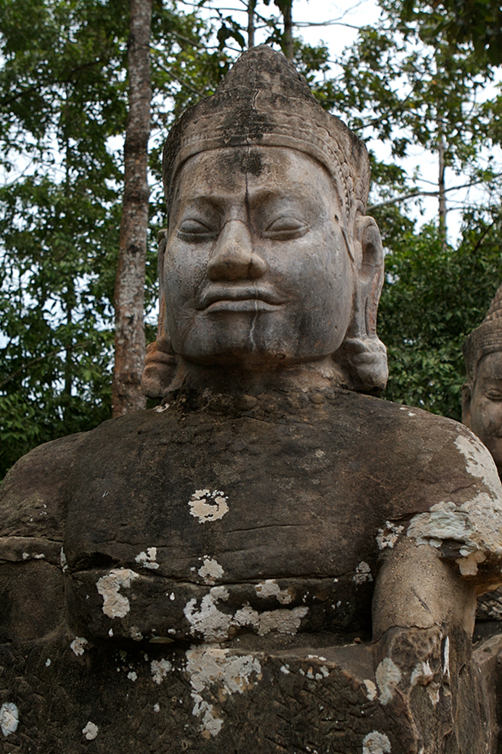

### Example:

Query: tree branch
xmin=368 ymin=173 xmax=502 ymax=211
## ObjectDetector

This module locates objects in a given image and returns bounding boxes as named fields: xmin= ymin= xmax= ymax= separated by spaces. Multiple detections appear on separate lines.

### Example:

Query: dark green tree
xmin=398 ymin=0 xmax=502 ymax=66
xmin=379 ymin=212 xmax=502 ymax=420
xmin=0 ymin=0 xmax=226 ymax=477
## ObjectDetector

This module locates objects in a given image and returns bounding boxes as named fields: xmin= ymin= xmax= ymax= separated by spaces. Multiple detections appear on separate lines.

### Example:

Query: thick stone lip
xmin=203 ymin=300 xmax=283 ymax=314
xmin=197 ymin=285 xmax=285 ymax=310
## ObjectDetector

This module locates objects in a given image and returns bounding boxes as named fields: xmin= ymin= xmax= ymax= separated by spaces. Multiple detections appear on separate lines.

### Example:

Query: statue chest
xmin=65 ymin=407 xmax=391 ymax=643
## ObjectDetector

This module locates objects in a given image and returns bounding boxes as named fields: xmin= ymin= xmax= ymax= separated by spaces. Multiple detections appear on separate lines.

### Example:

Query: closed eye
xmin=264 ymin=216 xmax=309 ymax=239
xmin=485 ymin=391 xmax=502 ymax=401
xmin=177 ymin=218 xmax=216 ymax=240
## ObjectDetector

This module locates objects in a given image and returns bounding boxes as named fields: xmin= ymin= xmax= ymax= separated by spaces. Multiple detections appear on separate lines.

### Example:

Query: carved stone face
xmin=466 ymin=351 xmax=502 ymax=475
xmin=163 ymin=146 xmax=355 ymax=367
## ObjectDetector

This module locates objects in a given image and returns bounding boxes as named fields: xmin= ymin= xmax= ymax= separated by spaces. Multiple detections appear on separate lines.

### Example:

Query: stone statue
xmin=463 ymin=285 xmax=502 ymax=637
xmin=1 ymin=46 xmax=502 ymax=753
xmin=463 ymin=283 xmax=502 ymax=479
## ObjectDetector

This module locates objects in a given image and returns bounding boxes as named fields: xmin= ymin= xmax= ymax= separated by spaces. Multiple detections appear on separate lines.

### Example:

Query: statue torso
xmin=0 ymin=386 xmax=494 ymax=646
xmin=44 ymin=386 xmax=479 ymax=645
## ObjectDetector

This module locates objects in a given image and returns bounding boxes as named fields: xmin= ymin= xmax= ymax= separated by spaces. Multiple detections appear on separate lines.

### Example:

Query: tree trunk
xmin=248 ymin=0 xmax=256 ymax=48
xmin=438 ymin=137 xmax=447 ymax=251
xmin=283 ymin=1 xmax=293 ymax=60
xmin=112 ymin=0 xmax=152 ymax=417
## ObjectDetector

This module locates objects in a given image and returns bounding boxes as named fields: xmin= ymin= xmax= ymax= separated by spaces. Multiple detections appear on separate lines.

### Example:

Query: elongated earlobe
xmin=141 ymin=230 xmax=178 ymax=399
xmin=333 ymin=216 xmax=388 ymax=394
xmin=462 ymin=384 xmax=472 ymax=428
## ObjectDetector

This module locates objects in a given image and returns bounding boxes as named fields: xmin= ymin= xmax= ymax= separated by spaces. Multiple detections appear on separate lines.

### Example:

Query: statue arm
xmin=0 ymin=433 xmax=84 ymax=642
xmin=368 ymin=429 xmax=502 ymax=754
xmin=372 ymin=537 xmax=476 ymax=642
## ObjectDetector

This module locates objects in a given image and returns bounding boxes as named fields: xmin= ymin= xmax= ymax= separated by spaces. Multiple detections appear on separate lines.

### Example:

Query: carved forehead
xmin=162 ymin=47 xmax=370 ymax=224
xmin=464 ymin=283 xmax=502 ymax=385
xmin=475 ymin=351 xmax=502 ymax=383
xmin=171 ymin=146 xmax=340 ymax=213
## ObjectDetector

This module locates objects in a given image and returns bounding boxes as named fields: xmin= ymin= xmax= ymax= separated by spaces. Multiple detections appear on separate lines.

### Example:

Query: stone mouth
xmin=198 ymin=286 xmax=285 ymax=310
xmin=204 ymin=299 xmax=282 ymax=314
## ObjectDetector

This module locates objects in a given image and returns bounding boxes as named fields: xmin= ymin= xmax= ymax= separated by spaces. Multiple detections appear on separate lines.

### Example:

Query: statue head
xmin=142 ymin=46 xmax=388 ymax=396
xmin=463 ymin=283 xmax=502 ymax=475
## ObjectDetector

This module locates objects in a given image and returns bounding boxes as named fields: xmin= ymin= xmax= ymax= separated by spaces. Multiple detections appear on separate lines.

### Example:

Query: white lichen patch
xmin=363 ymin=679 xmax=378 ymax=701
xmin=253 ymin=607 xmax=308 ymax=636
xmin=82 ymin=721 xmax=98 ymax=741
xmin=410 ymin=661 xmax=434 ymax=687
xmin=406 ymin=434 xmax=502 ymax=573
xmin=153 ymin=703 xmax=160 ymax=713
xmin=376 ymin=522 xmax=404 ymax=550
xmin=186 ymin=646 xmax=262 ymax=737
xmin=70 ymin=636 xmax=89 ymax=656
xmin=184 ymin=587 xmax=233 ymax=642
xmin=408 ymin=502 xmax=467 ymax=546
xmin=154 ymin=403 xmax=169 ymax=413
xmin=127 ymin=671 xmax=137 ymax=681
xmin=455 ymin=434 xmax=502 ymax=497
xmin=96 ymin=568 xmax=139 ymax=619
xmin=0 ymin=703 xmax=19 ymax=737
xmin=443 ymin=636 xmax=450 ymax=680
xmin=189 ymin=489 xmax=229 ymax=523
xmin=407 ymin=492 xmax=502 ymax=575
xmin=353 ymin=562 xmax=373 ymax=585
xmin=255 ymin=579 xmax=293 ymax=604
xmin=60 ymin=547 xmax=68 ymax=572
xmin=362 ymin=730 xmax=391 ymax=754
xmin=184 ymin=588 xmax=308 ymax=641
xmin=151 ymin=658 xmax=173 ymax=684
xmin=376 ymin=657 xmax=402 ymax=705
xmin=198 ymin=557 xmax=225 ymax=584
xmin=306 ymin=665 xmax=329 ymax=680
xmin=135 ymin=547 xmax=160 ymax=570
xmin=456 ymin=549 xmax=486 ymax=575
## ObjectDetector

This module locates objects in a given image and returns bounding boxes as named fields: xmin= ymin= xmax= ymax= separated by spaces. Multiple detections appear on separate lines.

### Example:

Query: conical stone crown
xmin=162 ymin=45 xmax=370 ymax=225
xmin=464 ymin=282 xmax=502 ymax=383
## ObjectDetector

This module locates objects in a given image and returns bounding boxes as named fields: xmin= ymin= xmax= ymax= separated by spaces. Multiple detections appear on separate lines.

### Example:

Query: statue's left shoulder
xmin=368 ymin=398 xmax=502 ymax=589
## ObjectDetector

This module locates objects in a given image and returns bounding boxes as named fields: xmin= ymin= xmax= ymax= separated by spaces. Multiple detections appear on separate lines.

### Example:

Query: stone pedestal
xmin=0 ymin=630 xmax=493 ymax=753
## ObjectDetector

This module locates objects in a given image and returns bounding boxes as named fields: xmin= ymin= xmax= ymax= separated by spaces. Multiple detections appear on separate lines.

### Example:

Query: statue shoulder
xmin=0 ymin=432 xmax=87 ymax=561
xmin=347 ymin=395 xmax=502 ymax=589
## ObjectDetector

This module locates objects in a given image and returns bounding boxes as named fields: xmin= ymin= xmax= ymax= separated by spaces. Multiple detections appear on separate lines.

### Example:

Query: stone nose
xmin=207 ymin=221 xmax=267 ymax=281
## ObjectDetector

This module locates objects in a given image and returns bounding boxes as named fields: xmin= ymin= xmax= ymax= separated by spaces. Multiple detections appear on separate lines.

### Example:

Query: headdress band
xmin=162 ymin=45 xmax=370 ymax=224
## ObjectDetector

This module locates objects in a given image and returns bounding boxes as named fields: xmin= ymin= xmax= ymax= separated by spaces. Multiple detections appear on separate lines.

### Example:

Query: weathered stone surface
xmin=0 ymin=388 xmax=501 ymax=751
xmin=2 ymin=389 xmax=502 ymax=644
xmin=2 ymin=44 xmax=502 ymax=752
xmin=0 ymin=628 xmax=492 ymax=753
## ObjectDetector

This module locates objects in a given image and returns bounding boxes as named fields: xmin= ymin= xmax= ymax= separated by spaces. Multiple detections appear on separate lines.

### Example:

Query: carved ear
xmin=333 ymin=216 xmax=388 ymax=394
xmin=353 ymin=216 xmax=385 ymax=340
xmin=461 ymin=383 xmax=472 ymax=427
xmin=141 ymin=230 xmax=178 ymax=399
